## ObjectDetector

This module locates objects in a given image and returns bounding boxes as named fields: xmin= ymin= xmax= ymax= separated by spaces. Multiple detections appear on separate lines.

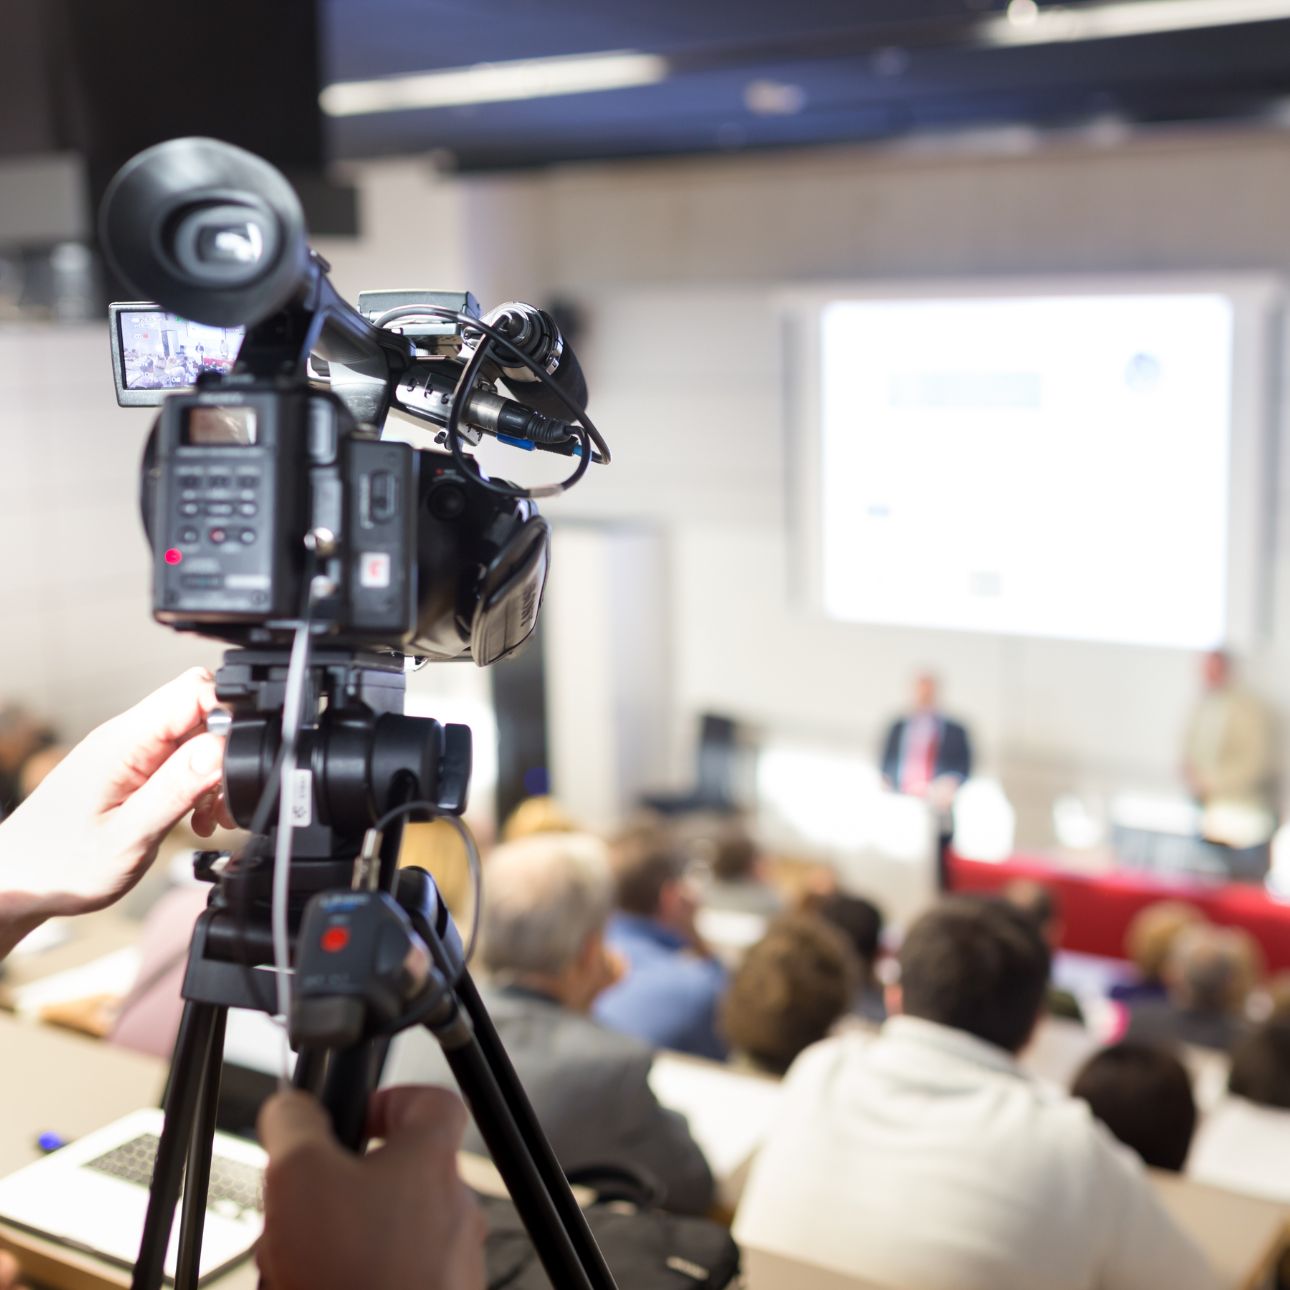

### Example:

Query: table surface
xmin=1152 ymin=1169 xmax=1288 ymax=1290
xmin=0 ymin=913 xmax=140 ymax=1013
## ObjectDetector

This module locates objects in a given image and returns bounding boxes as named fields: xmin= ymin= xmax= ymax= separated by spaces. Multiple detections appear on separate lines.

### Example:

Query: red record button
xmin=321 ymin=926 xmax=350 ymax=953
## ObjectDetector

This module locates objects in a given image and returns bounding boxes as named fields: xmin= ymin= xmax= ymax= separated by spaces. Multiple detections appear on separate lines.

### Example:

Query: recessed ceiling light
xmin=1007 ymin=0 xmax=1040 ymax=27
xmin=320 ymin=50 xmax=668 ymax=117
xmin=872 ymin=47 xmax=911 ymax=78
xmin=985 ymin=0 xmax=1290 ymax=45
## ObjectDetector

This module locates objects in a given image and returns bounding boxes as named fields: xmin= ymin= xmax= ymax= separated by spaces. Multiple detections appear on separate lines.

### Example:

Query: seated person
xmin=1228 ymin=1016 xmax=1290 ymax=1108
xmin=1001 ymin=878 xmax=1084 ymax=1023
xmin=1110 ymin=900 xmax=1206 ymax=1004
xmin=734 ymin=897 xmax=1218 ymax=1290
xmin=0 ymin=704 xmax=57 ymax=820
xmin=499 ymin=793 xmax=580 ymax=843
xmin=592 ymin=824 xmax=728 ymax=1060
xmin=721 ymin=914 xmax=859 ymax=1075
xmin=1187 ymin=1017 xmax=1290 ymax=1204
xmin=1127 ymin=924 xmax=1261 ymax=1053
xmin=1071 ymin=1042 xmax=1197 ymax=1172
xmin=815 ymin=891 xmax=887 ymax=1024
xmin=694 ymin=820 xmax=783 ymax=919
xmin=385 ymin=832 xmax=715 ymax=1215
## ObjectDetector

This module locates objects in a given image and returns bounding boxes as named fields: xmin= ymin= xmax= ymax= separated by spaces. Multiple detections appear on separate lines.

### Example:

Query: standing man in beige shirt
xmin=1182 ymin=650 xmax=1275 ymax=853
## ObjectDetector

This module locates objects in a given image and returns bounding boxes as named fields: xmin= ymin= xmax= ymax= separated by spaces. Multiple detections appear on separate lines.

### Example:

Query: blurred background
xmin=4 ymin=0 xmax=1290 ymax=895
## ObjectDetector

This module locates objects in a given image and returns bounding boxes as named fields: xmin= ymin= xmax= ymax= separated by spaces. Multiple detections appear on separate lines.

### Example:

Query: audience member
xmin=1001 ymin=878 xmax=1083 ymax=1022
xmin=1187 ymin=1016 xmax=1290 ymax=1205
xmin=734 ymin=897 xmax=1217 ymax=1290
xmin=399 ymin=818 xmax=475 ymax=925
xmin=1071 ymin=1042 xmax=1197 ymax=1172
xmin=815 ymin=891 xmax=887 ymax=1023
xmin=1228 ymin=1017 xmax=1290 ymax=1109
xmin=721 ymin=914 xmax=859 ymax=1075
xmin=15 ymin=742 xmax=67 ymax=801
xmin=109 ymin=883 xmax=208 ymax=1058
xmin=592 ymin=824 xmax=728 ymax=1060
xmin=1110 ymin=900 xmax=1206 ymax=1004
xmin=1261 ymin=968 xmax=1290 ymax=1019
xmin=0 ymin=704 xmax=57 ymax=819
xmin=879 ymin=671 xmax=973 ymax=887
xmin=1127 ymin=923 xmax=1261 ymax=1052
xmin=693 ymin=820 xmax=783 ymax=919
xmin=499 ymin=794 xmax=579 ymax=843
xmin=385 ymin=832 xmax=715 ymax=1215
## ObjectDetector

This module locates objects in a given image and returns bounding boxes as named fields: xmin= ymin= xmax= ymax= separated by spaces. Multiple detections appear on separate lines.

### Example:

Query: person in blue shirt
xmin=593 ymin=824 xmax=728 ymax=1060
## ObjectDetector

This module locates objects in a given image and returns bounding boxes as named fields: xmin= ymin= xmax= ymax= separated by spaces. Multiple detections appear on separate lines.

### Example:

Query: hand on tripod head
xmin=0 ymin=668 xmax=235 ymax=959
xmin=256 ymin=1085 xmax=486 ymax=1290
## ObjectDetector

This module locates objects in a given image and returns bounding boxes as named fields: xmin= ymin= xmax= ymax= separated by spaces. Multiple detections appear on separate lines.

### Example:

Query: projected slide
xmin=819 ymin=294 xmax=1233 ymax=648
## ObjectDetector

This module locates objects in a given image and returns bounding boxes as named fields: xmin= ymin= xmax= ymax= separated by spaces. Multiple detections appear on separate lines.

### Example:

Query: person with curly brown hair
xmin=722 ymin=914 xmax=860 ymax=1075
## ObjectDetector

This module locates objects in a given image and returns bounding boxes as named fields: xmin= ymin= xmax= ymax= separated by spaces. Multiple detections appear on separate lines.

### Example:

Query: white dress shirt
xmin=733 ymin=1017 xmax=1219 ymax=1290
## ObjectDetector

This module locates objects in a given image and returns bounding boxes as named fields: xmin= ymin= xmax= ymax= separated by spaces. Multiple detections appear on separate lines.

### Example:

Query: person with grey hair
xmin=384 ymin=833 xmax=715 ymax=1215
xmin=1127 ymin=923 xmax=1262 ymax=1052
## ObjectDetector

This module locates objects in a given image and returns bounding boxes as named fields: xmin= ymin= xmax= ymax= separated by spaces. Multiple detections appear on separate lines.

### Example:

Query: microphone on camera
xmin=480 ymin=302 xmax=589 ymax=423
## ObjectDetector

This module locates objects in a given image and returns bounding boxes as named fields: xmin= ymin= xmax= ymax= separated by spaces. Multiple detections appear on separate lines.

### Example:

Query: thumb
xmin=258 ymin=1090 xmax=337 ymax=1162
xmin=112 ymin=733 xmax=226 ymax=847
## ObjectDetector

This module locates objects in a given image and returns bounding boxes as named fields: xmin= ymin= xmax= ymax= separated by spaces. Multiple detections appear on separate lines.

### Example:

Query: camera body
xmin=101 ymin=140 xmax=596 ymax=668
xmin=148 ymin=382 xmax=417 ymax=641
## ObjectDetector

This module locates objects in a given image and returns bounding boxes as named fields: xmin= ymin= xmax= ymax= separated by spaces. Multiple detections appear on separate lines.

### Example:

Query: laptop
xmin=0 ymin=1006 xmax=290 ymax=1284
xmin=0 ymin=1106 xmax=264 ymax=1283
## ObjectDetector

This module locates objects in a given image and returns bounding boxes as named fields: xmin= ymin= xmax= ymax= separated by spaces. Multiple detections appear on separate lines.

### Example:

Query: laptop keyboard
xmin=84 ymin=1134 xmax=264 ymax=1215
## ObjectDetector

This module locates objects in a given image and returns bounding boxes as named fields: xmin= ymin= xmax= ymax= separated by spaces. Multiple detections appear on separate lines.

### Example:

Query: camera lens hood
xmin=99 ymin=136 xmax=310 ymax=328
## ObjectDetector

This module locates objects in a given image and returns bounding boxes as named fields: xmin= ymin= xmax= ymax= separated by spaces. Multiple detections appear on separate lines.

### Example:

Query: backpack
xmin=478 ymin=1169 xmax=742 ymax=1290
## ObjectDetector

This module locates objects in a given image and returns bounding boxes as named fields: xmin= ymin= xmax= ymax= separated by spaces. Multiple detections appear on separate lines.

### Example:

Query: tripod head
xmin=206 ymin=646 xmax=470 ymax=897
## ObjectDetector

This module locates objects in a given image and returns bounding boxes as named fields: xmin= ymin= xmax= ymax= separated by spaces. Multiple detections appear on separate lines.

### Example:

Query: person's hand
xmin=257 ymin=1087 xmax=486 ymax=1290
xmin=0 ymin=1249 xmax=28 ymax=1290
xmin=0 ymin=668 xmax=234 ymax=957
xmin=928 ymin=775 xmax=961 ymax=814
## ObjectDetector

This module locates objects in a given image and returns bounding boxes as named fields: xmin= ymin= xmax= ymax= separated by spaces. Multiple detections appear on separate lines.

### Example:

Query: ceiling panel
xmin=318 ymin=1 xmax=1290 ymax=170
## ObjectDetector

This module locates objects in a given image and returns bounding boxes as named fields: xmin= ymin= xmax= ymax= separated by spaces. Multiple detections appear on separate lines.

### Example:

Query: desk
xmin=0 ymin=914 xmax=140 ymax=1013
xmin=739 ymin=1173 xmax=1287 ymax=1290
xmin=742 ymin=1247 xmax=889 ymax=1290
xmin=648 ymin=1051 xmax=782 ymax=1210
xmin=949 ymin=852 xmax=1290 ymax=970
xmin=1153 ymin=1170 xmax=1289 ymax=1290
xmin=0 ymin=1012 xmax=257 ymax=1289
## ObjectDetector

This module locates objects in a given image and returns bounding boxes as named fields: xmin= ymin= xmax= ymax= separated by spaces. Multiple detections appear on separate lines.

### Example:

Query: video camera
xmin=101 ymin=136 xmax=608 ymax=666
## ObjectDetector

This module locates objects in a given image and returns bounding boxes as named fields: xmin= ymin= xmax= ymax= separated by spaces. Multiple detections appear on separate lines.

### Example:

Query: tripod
xmin=131 ymin=648 xmax=618 ymax=1290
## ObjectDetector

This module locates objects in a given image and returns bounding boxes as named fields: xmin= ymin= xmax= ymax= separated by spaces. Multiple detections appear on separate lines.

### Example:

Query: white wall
xmin=458 ymin=127 xmax=1290 ymax=844
xmin=0 ymin=327 xmax=225 ymax=732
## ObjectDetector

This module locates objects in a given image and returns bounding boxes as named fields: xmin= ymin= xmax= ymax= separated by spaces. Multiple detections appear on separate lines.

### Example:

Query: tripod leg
xmin=437 ymin=1028 xmax=608 ymax=1290
xmin=456 ymin=973 xmax=617 ymax=1288
xmin=319 ymin=1038 xmax=388 ymax=1151
xmin=293 ymin=1046 xmax=328 ymax=1096
xmin=131 ymin=1001 xmax=223 ymax=1290
xmin=174 ymin=1006 xmax=228 ymax=1290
